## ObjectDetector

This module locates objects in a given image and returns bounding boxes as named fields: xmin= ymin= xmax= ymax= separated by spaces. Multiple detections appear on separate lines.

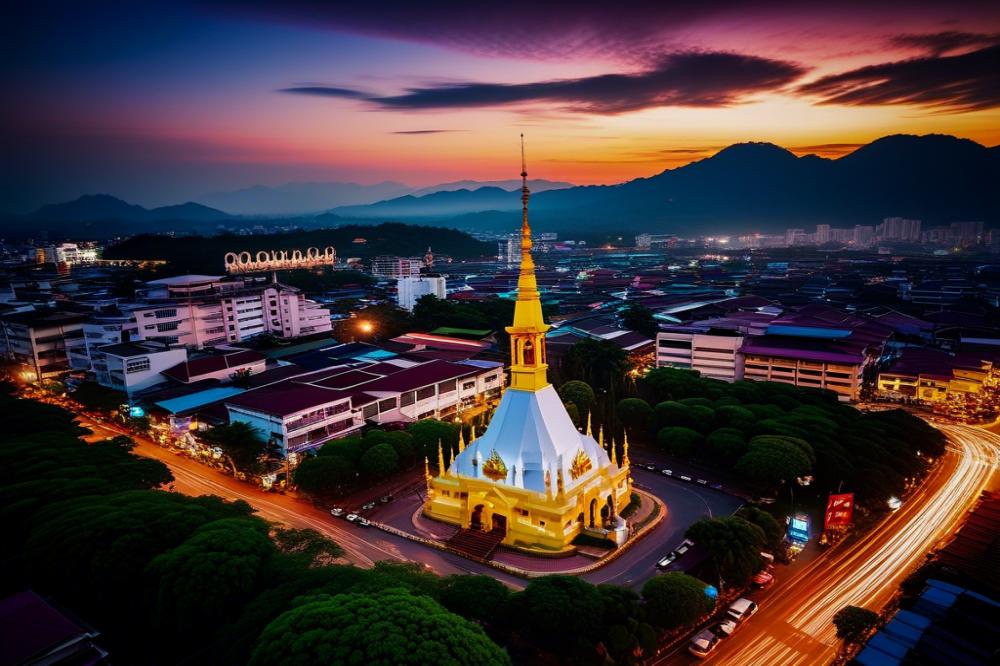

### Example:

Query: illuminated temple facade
xmin=424 ymin=139 xmax=632 ymax=551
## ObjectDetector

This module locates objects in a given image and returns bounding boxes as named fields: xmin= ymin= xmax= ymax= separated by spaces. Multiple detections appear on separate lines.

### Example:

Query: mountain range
xmin=12 ymin=134 xmax=999 ymax=238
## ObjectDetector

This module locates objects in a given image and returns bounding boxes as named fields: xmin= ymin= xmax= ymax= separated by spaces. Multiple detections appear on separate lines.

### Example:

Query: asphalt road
xmin=656 ymin=423 xmax=1000 ymax=665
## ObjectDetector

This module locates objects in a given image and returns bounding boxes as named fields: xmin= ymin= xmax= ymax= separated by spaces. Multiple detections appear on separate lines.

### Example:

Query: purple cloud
xmin=799 ymin=43 xmax=1000 ymax=111
xmin=891 ymin=31 xmax=1000 ymax=56
xmin=281 ymin=51 xmax=806 ymax=114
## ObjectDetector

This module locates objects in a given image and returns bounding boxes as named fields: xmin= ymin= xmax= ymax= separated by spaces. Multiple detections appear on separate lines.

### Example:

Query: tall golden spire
xmin=506 ymin=134 xmax=550 ymax=391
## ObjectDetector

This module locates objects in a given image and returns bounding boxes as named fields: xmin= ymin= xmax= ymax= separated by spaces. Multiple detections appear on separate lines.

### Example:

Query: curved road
xmin=659 ymin=423 xmax=999 ymax=665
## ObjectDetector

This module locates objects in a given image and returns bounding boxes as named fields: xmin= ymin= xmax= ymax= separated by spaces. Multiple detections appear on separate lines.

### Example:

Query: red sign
xmin=824 ymin=493 xmax=854 ymax=529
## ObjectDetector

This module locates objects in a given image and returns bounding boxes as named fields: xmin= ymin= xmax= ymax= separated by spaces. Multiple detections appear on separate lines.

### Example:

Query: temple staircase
xmin=446 ymin=527 xmax=506 ymax=560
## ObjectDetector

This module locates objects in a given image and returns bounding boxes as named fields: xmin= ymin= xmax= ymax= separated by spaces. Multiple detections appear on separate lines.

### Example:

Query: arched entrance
xmin=589 ymin=498 xmax=598 ymax=527
xmin=577 ymin=512 xmax=585 ymax=527
xmin=470 ymin=504 xmax=485 ymax=531
xmin=607 ymin=494 xmax=616 ymax=521
xmin=491 ymin=513 xmax=507 ymax=535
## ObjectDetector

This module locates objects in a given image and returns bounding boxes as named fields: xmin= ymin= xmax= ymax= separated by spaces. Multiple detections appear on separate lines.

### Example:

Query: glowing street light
xmin=358 ymin=320 xmax=373 ymax=334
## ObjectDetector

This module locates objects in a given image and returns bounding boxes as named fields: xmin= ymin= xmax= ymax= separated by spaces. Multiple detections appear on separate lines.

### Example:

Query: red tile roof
xmin=163 ymin=350 xmax=266 ymax=382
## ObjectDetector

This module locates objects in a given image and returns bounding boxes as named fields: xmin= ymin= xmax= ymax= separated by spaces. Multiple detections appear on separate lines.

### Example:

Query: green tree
xmin=558 ymin=380 xmax=597 ymax=420
xmin=360 ymin=442 xmax=399 ymax=479
xmin=686 ymin=517 xmax=765 ymax=588
xmin=249 ymin=589 xmax=510 ymax=666
xmin=833 ymin=606 xmax=879 ymax=643
xmin=735 ymin=436 xmax=813 ymax=488
xmin=560 ymin=338 xmax=630 ymax=399
xmin=365 ymin=430 xmax=416 ymax=468
xmin=641 ymin=573 xmax=715 ymax=629
xmin=620 ymin=303 xmax=658 ymax=339
xmin=706 ymin=429 xmax=747 ymax=465
xmin=201 ymin=422 xmax=270 ymax=476
xmin=653 ymin=400 xmax=694 ymax=430
xmin=407 ymin=419 xmax=460 ymax=460
xmin=70 ymin=381 xmax=127 ymax=412
xmin=656 ymin=426 xmax=704 ymax=458
xmin=318 ymin=435 xmax=366 ymax=464
xmin=147 ymin=518 xmax=275 ymax=653
xmin=509 ymin=576 xmax=606 ymax=657
xmin=617 ymin=398 xmax=652 ymax=435
xmin=735 ymin=506 xmax=784 ymax=553
xmin=293 ymin=455 xmax=356 ymax=495
xmin=271 ymin=527 xmax=344 ymax=565
xmin=439 ymin=575 xmax=512 ymax=625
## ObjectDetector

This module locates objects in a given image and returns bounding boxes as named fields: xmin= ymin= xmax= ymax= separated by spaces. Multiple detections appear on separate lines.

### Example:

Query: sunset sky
xmin=5 ymin=1 xmax=1000 ymax=211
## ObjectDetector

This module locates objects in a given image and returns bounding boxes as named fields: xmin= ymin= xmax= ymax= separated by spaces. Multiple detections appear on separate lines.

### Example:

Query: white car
xmin=688 ymin=629 xmax=720 ymax=658
xmin=680 ymin=475 xmax=693 ymax=482
xmin=713 ymin=619 xmax=738 ymax=637
xmin=726 ymin=598 xmax=759 ymax=623
xmin=330 ymin=507 xmax=344 ymax=517
xmin=346 ymin=513 xmax=361 ymax=523
xmin=661 ymin=469 xmax=673 ymax=476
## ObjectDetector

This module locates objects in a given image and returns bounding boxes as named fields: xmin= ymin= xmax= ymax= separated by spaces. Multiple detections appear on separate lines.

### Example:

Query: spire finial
xmin=586 ymin=411 xmax=592 ymax=437
xmin=610 ymin=436 xmax=618 ymax=467
xmin=437 ymin=439 xmax=445 ymax=475
xmin=622 ymin=431 xmax=630 ymax=468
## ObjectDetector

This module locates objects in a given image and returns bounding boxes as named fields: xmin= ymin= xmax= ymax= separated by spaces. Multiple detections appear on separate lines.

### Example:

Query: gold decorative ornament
xmin=570 ymin=449 xmax=593 ymax=479
xmin=482 ymin=449 xmax=508 ymax=481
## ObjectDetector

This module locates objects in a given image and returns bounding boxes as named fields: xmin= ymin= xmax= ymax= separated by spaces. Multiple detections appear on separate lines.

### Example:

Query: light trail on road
xmin=661 ymin=423 xmax=998 ymax=666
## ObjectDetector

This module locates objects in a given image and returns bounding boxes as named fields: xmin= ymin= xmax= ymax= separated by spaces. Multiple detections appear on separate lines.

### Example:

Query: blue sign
xmin=129 ymin=406 xmax=146 ymax=418
xmin=704 ymin=585 xmax=719 ymax=600
xmin=787 ymin=513 xmax=811 ymax=544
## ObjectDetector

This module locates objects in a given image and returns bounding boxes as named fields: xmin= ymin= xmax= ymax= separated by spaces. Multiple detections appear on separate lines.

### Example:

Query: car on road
xmin=688 ymin=629 xmax=721 ymax=658
xmin=330 ymin=507 xmax=344 ymax=517
xmin=713 ymin=619 xmax=738 ymax=638
xmin=752 ymin=571 xmax=775 ymax=587
xmin=726 ymin=598 xmax=759 ymax=623
xmin=356 ymin=517 xmax=371 ymax=527
xmin=696 ymin=478 xmax=708 ymax=485
xmin=362 ymin=501 xmax=376 ymax=511
xmin=710 ymin=482 xmax=724 ymax=490
xmin=655 ymin=552 xmax=678 ymax=569
xmin=379 ymin=495 xmax=394 ymax=504
xmin=346 ymin=513 xmax=361 ymax=523
xmin=644 ymin=463 xmax=657 ymax=471
xmin=679 ymin=475 xmax=693 ymax=482
xmin=661 ymin=469 xmax=673 ymax=476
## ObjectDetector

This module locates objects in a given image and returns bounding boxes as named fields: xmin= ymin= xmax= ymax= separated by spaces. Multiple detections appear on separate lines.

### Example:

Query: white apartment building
xmin=371 ymin=256 xmax=422 ymax=279
xmin=40 ymin=243 xmax=100 ymax=265
xmin=397 ymin=276 xmax=446 ymax=311
xmin=225 ymin=359 xmax=503 ymax=453
xmin=656 ymin=330 xmax=745 ymax=382
xmin=91 ymin=341 xmax=188 ymax=396
xmin=0 ymin=308 xmax=90 ymax=380
xmin=131 ymin=275 xmax=331 ymax=349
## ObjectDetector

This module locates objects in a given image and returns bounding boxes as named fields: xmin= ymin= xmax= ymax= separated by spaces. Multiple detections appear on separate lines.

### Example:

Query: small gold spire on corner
xmin=470 ymin=425 xmax=476 ymax=441
xmin=622 ymin=431 xmax=630 ymax=468
xmin=598 ymin=424 xmax=604 ymax=448
xmin=586 ymin=411 xmax=592 ymax=436
xmin=458 ymin=429 xmax=466 ymax=454
xmin=610 ymin=436 xmax=618 ymax=467
xmin=448 ymin=447 xmax=455 ymax=474
xmin=437 ymin=439 xmax=445 ymax=475
xmin=424 ymin=456 xmax=432 ymax=491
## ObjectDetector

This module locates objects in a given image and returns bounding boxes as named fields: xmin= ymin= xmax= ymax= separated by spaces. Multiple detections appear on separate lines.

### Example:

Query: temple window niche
xmin=523 ymin=339 xmax=535 ymax=365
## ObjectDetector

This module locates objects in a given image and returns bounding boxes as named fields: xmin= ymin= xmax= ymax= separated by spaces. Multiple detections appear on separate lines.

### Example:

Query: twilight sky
xmin=4 ymin=0 xmax=1000 ymax=211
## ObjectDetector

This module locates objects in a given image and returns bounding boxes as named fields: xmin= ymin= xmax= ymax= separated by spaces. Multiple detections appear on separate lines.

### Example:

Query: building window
xmin=462 ymin=381 xmax=475 ymax=390
xmin=416 ymin=386 xmax=435 ymax=401
xmin=378 ymin=397 xmax=397 ymax=411
xmin=125 ymin=358 xmax=150 ymax=374
xmin=156 ymin=321 xmax=180 ymax=332
xmin=154 ymin=309 xmax=177 ymax=319
xmin=658 ymin=338 xmax=692 ymax=349
xmin=437 ymin=379 xmax=456 ymax=394
xmin=400 ymin=391 xmax=415 ymax=407
xmin=362 ymin=404 xmax=378 ymax=419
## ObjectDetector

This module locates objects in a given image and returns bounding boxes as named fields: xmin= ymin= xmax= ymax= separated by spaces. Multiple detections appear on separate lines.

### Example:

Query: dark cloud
xmin=391 ymin=129 xmax=467 ymax=135
xmin=281 ymin=51 xmax=806 ymax=114
xmin=798 ymin=43 xmax=1000 ymax=111
xmin=891 ymin=31 xmax=1000 ymax=56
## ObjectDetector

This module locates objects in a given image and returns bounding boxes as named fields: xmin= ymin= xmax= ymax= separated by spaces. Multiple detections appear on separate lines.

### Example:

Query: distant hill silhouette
xmin=334 ymin=134 xmax=1000 ymax=233
xmin=332 ymin=186 xmax=522 ymax=218
xmin=408 ymin=178 xmax=573 ymax=197
xmin=194 ymin=181 xmax=412 ymax=216
xmin=29 ymin=194 xmax=232 ymax=223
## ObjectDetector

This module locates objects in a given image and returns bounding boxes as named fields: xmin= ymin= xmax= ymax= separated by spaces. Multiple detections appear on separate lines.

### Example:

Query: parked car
xmin=696 ymin=478 xmax=708 ymax=485
xmin=713 ymin=619 xmax=738 ymax=638
xmin=362 ymin=501 xmax=376 ymax=511
xmin=346 ymin=513 xmax=361 ymax=523
xmin=329 ymin=507 xmax=344 ymax=517
xmin=661 ymin=469 xmax=673 ymax=477
xmin=644 ymin=463 xmax=657 ymax=471
xmin=356 ymin=517 xmax=371 ymax=527
xmin=379 ymin=495 xmax=394 ymax=504
xmin=679 ymin=475 xmax=693 ymax=482
xmin=688 ymin=630 xmax=721 ymax=658
xmin=655 ymin=552 xmax=677 ymax=569
xmin=726 ymin=598 xmax=759 ymax=623
xmin=710 ymin=483 xmax=724 ymax=490
xmin=752 ymin=571 xmax=775 ymax=587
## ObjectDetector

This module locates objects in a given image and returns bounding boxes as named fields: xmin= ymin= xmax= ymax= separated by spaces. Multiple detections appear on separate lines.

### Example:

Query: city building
xmin=425 ymin=149 xmax=631 ymax=552
xmin=91 ymin=340 xmax=188 ymax=396
xmin=397 ymin=276 xmax=447 ymax=311
xmin=131 ymin=275 xmax=331 ymax=348
xmin=160 ymin=349 xmax=267 ymax=384
xmin=371 ymin=255 xmax=423 ymax=278
xmin=877 ymin=217 xmax=922 ymax=242
xmin=0 ymin=306 xmax=89 ymax=380
xmin=656 ymin=328 xmax=746 ymax=382
xmin=224 ymin=358 xmax=502 ymax=454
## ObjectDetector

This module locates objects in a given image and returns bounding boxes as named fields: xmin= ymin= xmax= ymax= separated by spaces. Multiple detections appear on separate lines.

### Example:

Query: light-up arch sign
xmin=223 ymin=246 xmax=336 ymax=274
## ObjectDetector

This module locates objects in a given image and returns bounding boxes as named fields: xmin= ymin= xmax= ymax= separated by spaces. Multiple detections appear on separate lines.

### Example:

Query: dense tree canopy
xmin=359 ymin=441 xmax=399 ymax=479
xmin=201 ymin=421 xmax=271 ymax=475
xmin=249 ymin=589 xmax=510 ymax=666
xmin=439 ymin=574 xmax=512 ymax=624
xmin=407 ymin=419 xmax=460 ymax=461
xmin=686 ymin=516 xmax=765 ymax=588
xmin=833 ymin=606 xmax=879 ymax=643
xmin=558 ymin=380 xmax=597 ymax=419
xmin=293 ymin=454 xmax=356 ymax=495
xmin=641 ymin=573 xmax=715 ymax=629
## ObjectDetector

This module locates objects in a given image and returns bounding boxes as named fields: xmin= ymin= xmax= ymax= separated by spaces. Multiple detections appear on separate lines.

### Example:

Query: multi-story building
xmin=656 ymin=328 xmax=745 ymax=382
xmin=0 ymin=307 xmax=89 ymax=380
xmin=397 ymin=276 xmax=447 ymax=311
xmin=498 ymin=234 xmax=520 ymax=268
xmin=91 ymin=340 xmax=188 ymax=396
xmin=131 ymin=275 xmax=331 ymax=349
xmin=815 ymin=224 xmax=831 ymax=245
xmin=371 ymin=256 xmax=423 ymax=279
xmin=80 ymin=308 xmax=141 ymax=370
xmin=225 ymin=358 xmax=503 ymax=453
xmin=876 ymin=217 xmax=922 ymax=242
